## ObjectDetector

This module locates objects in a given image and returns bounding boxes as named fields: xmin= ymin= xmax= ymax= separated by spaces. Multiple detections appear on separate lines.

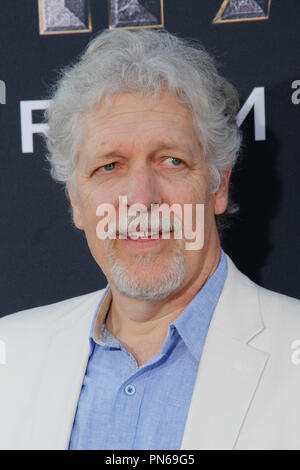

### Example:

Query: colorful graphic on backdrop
xmin=109 ymin=0 xmax=164 ymax=29
xmin=38 ymin=0 xmax=92 ymax=35
xmin=213 ymin=0 xmax=271 ymax=23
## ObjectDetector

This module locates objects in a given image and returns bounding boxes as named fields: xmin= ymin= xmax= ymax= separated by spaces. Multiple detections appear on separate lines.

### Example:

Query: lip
xmin=118 ymin=233 xmax=172 ymax=249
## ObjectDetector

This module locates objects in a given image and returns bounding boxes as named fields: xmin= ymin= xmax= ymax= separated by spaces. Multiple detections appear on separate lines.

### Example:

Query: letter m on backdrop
xmin=0 ymin=80 xmax=6 ymax=104
xmin=0 ymin=340 xmax=6 ymax=365
xmin=237 ymin=87 xmax=266 ymax=141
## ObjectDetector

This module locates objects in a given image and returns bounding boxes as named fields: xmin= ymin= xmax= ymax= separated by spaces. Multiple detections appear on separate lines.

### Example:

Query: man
xmin=0 ymin=28 xmax=300 ymax=450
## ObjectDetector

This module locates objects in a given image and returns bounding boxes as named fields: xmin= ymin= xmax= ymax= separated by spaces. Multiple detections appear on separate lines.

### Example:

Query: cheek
xmin=79 ymin=186 xmax=116 ymax=226
xmin=169 ymin=179 xmax=208 ymax=206
xmin=172 ymin=165 xmax=210 ymax=201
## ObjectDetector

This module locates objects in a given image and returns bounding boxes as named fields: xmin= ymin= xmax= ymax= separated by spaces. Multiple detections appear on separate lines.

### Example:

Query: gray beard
xmin=104 ymin=241 xmax=186 ymax=300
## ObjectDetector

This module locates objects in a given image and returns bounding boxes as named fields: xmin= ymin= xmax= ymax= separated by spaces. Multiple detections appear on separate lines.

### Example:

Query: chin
xmin=108 ymin=247 xmax=186 ymax=300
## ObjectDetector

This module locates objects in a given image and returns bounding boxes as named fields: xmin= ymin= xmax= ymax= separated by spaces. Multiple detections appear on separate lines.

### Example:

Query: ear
xmin=66 ymin=183 xmax=84 ymax=230
xmin=214 ymin=169 xmax=231 ymax=215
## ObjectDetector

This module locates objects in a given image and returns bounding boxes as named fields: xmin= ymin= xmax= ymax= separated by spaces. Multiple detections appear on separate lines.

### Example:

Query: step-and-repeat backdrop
xmin=1 ymin=0 xmax=299 ymax=316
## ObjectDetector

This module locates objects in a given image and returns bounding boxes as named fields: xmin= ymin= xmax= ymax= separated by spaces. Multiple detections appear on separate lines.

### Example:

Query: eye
xmin=165 ymin=157 xmax=183 ymax=167
xmin=102 ymin=162 xmax=116 ymax=172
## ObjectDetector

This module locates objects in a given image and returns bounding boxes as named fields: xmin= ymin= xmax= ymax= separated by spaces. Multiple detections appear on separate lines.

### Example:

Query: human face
xmin=68 ymin=92 xmax=229 ymax=299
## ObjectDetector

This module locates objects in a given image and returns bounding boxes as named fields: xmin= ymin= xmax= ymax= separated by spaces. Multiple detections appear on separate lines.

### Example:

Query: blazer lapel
xmin=181 ymin=256 xmax=270 ymax=450
xmin=28 ymin=290 xmax=107 ymax=450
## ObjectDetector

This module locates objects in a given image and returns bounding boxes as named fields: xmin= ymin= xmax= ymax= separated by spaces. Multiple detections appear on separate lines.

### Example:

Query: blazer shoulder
xmin=0 ymin=288 xmax=106 ymax=337
xmin=223 ymin=254 xmax=300 ymax=341
xmin=226 ymin=254 xmax=300 ymax=317
xmin=257 ymin=284 xmax=300 ymax=329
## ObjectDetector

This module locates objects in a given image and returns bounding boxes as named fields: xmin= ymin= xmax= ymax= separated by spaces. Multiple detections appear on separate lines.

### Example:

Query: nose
xmin=125 ymin=163 xmax=162 ymax=209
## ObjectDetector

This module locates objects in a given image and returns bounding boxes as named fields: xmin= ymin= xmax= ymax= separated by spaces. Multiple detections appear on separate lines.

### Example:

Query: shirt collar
xmin=90 ymin=249 xmax=228 ymax=358
xmin=90 ymin=284 xmax=112 ymax=346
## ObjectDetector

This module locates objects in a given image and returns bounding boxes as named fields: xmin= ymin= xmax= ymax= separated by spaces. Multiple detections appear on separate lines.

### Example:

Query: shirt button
xmin=125 ymin=384 xmax=136 ymax=396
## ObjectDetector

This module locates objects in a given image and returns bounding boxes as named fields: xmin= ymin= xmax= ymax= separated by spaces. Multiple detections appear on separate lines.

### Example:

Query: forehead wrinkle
xmin=84 ymin=116 xmax=194 ymax=150
xmin=90 ymin=91 xmax=192 ymax=120
xmin=94 ymin=107 xmax=189 ymax=119
xmin=94 ymin=122 xmax=193 ymax=150
xmin=82 ymin=93 xmax=195 ymax=137
xmin=87 ymin=102 xmax=194 ymax=131
xmin=82 ymin=109 xmax=190 ymax=146
xmin=85 ymin=105 xmax=193 ymax=136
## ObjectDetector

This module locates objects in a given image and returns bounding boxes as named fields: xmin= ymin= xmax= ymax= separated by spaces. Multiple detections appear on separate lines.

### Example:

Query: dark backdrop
xmin=0 ymin=0 xmax=299 ymax=317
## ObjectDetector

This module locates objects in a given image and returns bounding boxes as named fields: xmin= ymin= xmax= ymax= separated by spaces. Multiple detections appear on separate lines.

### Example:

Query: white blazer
xmin=0 ymin=254 xmax=300 ymax=450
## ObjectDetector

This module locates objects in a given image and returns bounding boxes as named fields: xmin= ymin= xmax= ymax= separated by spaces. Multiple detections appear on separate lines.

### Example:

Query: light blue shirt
xmin=69 ymin=250 xmax=228 ymax=450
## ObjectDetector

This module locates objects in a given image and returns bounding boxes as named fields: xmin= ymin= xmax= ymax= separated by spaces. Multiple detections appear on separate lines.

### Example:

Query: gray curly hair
xmin=45 ymin=28 xmax=242 ymax=223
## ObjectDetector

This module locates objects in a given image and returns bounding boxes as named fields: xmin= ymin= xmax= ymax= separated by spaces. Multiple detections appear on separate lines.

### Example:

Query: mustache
xmin=116 ymin=212 xmax=183 ymax=235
